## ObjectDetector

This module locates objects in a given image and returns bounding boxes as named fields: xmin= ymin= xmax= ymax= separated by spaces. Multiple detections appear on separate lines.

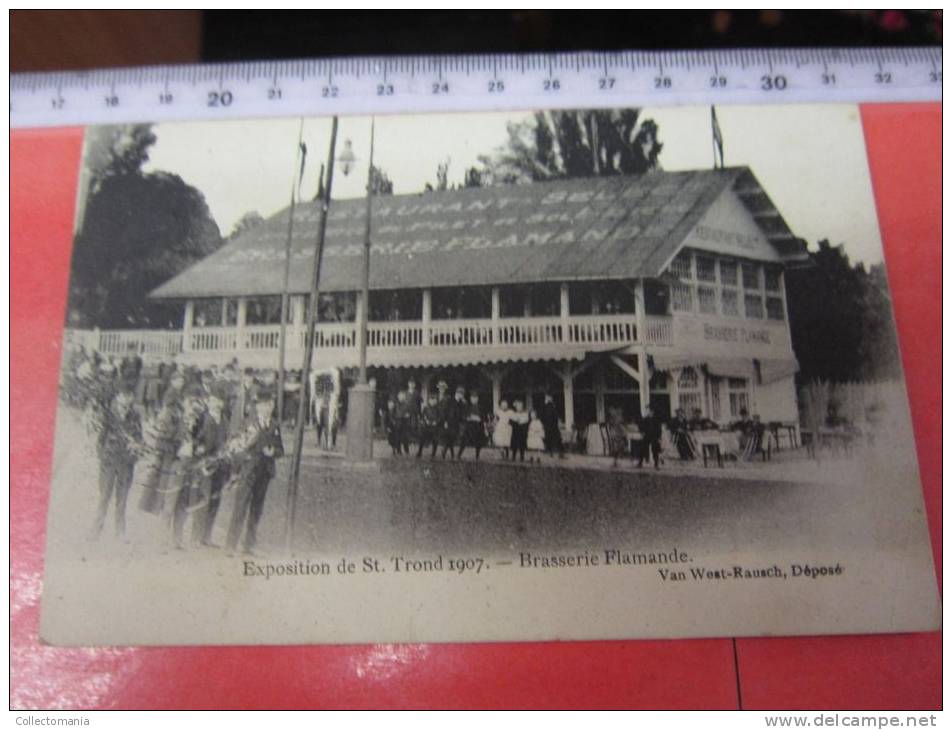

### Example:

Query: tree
xmin=67 ymin=124 xmax=223 ymax=329
xmin=858 ymin=263 xmax=902 ymax=380
xmin=370 ymin=165 xmax=394 ymax=196
xmin=423 ymin=160 xmax=451 ymax=192
xmin=229 ymin=211 xmax=265 ymax=239
xmin=462 ymin=166 xmax=483 ymax=188
xmin=83 ymin=124 xmax=158 ymax=187
xmin=785 ymin=240 xmax=902 ymax=383
xmin=479 ymin=109 xmax=662 ymax=183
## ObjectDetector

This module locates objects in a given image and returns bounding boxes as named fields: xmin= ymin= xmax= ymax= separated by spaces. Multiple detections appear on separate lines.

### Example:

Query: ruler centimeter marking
xmin=10 ymin=47 xmax=941 ymax=128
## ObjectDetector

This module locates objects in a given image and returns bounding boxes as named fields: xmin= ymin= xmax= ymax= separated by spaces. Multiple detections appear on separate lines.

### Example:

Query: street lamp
xmin=338 ymin=139 xmax=356 ymax=176
xmin=342 ymin=120 xmax=376 ymax=462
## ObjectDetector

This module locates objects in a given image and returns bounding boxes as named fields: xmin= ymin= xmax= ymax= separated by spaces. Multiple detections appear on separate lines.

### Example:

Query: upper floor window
xmin=744 ymin=293 xmax=764 ymax=320
xmin=677 ymin=367 xmax=702 ymax=414
xmin=721 ymin=288 xmax=740 ymax=317
xmin=568 ymin=280 xmax=635 ymax=315
xmin=671 ymin=252 xmax=693 ymax=280
xmin=697 ymin=285 xmax=717 ymax=314
xmin=671 ymin=283 xmax=694 ymax=313
xmin=728 ymin=378 xmax=750 ymax=419
xmin=766 ymin=296 xmax=785 ymax=321
xmin=665 ymin=250 xmax=785 ymax=322
xmin=742 ymin=262 xmax=761 ymax=290
xmin=192 ymin=299 xmax=223 ymax=327
xmin=696 ymin=255 xmax=716 ymax=283
xmin=720 ymin=259 xmax=738 ymax=287
xmin=225 ymin=299 xmax=239 ymax=326
xmin=246 ymin=296 xmax=282 ymax=325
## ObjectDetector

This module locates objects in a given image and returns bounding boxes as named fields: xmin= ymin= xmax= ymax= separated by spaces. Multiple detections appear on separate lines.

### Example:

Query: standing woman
xmin=509 ymin=399 xmax=530 ymax=463
xmin=493 ymin=399 xmax=513 ymax=460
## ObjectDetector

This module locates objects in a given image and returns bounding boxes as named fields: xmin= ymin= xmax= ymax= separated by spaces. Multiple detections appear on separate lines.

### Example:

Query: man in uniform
xmin=540 ymin=393 xmax=565 ymax=458
xmin=229 ymin=367 xmax=258 ymax=435
xmin=457 ymin=391 xmax=486 ymax=460
xmin=193 ymin=380 xmax=233 ymax=547
xmin=405 ymin=378 xmax=422 ymax=449
xmin=138 ymin=370 xmax=186 ymax=516
xmin=416 ymin=393 xmax=441 ymax=459
xmin=440 ymin=385 xmax=465 ymax=460
xmin=226 ymin=388 xmax=284 ymax=555
xmin=394 ymin=389 xmax=412 ymax=455
xmin=171 ymin=383 xmax=209 ymax=549
xmin=91 ymin=383 xmax=142 ymax=539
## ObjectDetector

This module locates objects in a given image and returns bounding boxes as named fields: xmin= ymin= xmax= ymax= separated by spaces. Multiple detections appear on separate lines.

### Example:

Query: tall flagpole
xmin=285 ymin=116 xmax=338 ymax=552
xmin=276 ymin=119 xmax=306 ymax=424
xmin=344 ymin=117 xmax=376 ymax=462
xmin=358 ymin=117 xmax=375 ymax=385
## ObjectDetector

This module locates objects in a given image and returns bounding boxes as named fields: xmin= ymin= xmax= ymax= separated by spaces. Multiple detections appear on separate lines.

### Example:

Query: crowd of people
xmin=377 ymin=377 xmax=566 ymax=462
xmin=62 ymin=348 xmax=287 ymax=554
xmin=61 ymin=343 xmax=783 ymax=552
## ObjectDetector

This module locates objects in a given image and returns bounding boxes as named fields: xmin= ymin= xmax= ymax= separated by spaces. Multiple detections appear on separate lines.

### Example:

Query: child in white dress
xmin=493 ymin=400 xmax=513 ymax=459
xmin=527 ymin=408 xmax=546 ymax=455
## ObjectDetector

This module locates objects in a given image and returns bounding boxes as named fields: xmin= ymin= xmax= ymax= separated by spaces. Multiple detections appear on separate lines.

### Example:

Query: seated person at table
xmin=726 ymin=408 xmax=751 ymax=453
xmin=669 ymin=407 xmax=696 ymax=460
xmin=688 ymin=407 xmax=718 ymax=432
xmin=746 ymin=413 xmax=768 ymax=457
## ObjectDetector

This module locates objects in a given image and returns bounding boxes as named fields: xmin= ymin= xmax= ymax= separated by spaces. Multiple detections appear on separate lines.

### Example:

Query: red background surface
xmin=10 ymin=103 xmax=941 ymax=710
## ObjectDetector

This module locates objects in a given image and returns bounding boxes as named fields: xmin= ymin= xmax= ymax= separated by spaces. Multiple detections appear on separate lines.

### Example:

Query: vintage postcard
xmin=39 ymin=104 xmax=939 ymax=645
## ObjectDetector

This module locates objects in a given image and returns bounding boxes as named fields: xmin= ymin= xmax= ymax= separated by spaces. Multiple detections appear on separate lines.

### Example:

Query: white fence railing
xmin=64 ymin=313 xmax=674 ymax=361
xmin=65 ymin=328 xmax=183 ymax=358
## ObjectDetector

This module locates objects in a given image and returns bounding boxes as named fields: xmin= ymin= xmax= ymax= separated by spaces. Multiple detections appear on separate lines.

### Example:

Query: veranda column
xmin=637 ymin=350 xmax=650 ymax=416
xmin=490 ymin=367 xmax=502 ymax=412
xmin=182 ymin=300 xmax=195 ymax=353
xmin=292 ymin=295 xmax=306 ymax=354
xmin=236 ymin=297 xmax=248 ymax=356
xmin=633 ymin=278 xmax=647 ymax=343
xmin=422 ymin=288 xmax=432 ymax=346
xmin=561 ymin=362 xmax=574 ymax=430
xmin=559 ymin=283 xmax=570 ymax=344
xmin=354 ymin=291 xmax=365 ymax=356
xmin=634 ymin=279 xmax=650 ymax=415
xmin=670 ymin=367 xmax=681 ymax=413
xmin=595 ymin=367 xmax=606 ymax=423
xmin=491 ymin=287 xmax=500 ymax=346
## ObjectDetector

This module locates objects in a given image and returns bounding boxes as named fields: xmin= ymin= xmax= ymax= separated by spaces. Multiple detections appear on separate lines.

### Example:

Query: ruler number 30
xmin=761 ymin=74 xmax=788 ymax=91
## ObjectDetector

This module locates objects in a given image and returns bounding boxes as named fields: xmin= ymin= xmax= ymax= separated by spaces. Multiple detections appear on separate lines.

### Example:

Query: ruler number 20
xmin=207 ymin=90 xmax=234 ymax=107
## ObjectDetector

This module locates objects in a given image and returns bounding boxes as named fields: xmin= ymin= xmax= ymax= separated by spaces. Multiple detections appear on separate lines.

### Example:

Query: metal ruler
xmin=11 ymin=47 xmax=941 ymax=129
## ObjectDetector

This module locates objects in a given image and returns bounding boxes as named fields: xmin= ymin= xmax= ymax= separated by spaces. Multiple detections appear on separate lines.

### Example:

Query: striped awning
xmin=310 ymin=343 xmax=622 ymax=370
xmin=757 ymin=357 xmax=800 ymax=384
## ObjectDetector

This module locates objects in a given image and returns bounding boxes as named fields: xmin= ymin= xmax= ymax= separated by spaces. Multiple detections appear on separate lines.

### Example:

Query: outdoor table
xmin=769 ymin=422 xmax=799 ymax=450
xmin=817 ymin=427 xmax=857 ymax=456
xmin=693 ymin=429 xmax=742 ymax=465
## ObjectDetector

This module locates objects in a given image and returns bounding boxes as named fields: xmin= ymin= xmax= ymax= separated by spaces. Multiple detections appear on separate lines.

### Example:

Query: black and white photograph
xmin=40 ymin=103 xmax=940 ymax=645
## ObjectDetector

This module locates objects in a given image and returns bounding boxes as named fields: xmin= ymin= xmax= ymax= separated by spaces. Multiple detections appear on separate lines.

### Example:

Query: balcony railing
xmin=64 ymin=313 xmax=674 ymax=363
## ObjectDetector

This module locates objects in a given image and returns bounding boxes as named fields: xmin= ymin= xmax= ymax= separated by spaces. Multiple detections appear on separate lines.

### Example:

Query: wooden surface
xmin=11 ymin=10 xmax=201 ymax=72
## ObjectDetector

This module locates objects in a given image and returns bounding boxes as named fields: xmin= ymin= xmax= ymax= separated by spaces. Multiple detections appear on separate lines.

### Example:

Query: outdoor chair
xmin=701 ymin=442 xmax=723 ymax=468
xmin=599 ymin=422 xmax=628 ymax=460
xmin=768 ymin=421 xmax=798 ymax=451
xmin=741 ymin=428 xmax=771 ymax=462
